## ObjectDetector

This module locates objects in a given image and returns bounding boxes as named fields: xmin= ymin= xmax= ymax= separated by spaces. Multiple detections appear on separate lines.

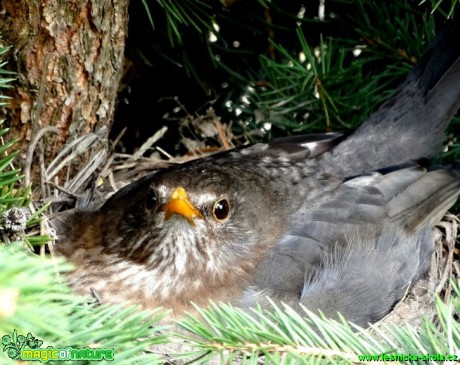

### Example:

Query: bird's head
xmin=54 ymin=159 xmax=294 ymax=290
xmin=113 ymin=162 xmax=293 ymax=275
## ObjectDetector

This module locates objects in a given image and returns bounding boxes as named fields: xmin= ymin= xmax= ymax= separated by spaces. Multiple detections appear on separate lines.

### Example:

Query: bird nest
xmin=33 ymin=111 xmax=460 ymax=335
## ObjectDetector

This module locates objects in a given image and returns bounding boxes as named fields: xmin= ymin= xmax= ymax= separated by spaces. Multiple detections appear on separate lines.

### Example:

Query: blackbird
xmin=54 ymin=21 xmax=460 ymax=327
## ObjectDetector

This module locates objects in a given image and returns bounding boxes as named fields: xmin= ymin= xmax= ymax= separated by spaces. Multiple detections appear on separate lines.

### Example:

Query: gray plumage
xmin=242 ymin=166 xmax=460 ymax=327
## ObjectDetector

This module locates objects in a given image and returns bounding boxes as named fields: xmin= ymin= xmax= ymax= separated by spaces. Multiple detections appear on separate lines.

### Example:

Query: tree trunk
xmin=0 ymin=0 xmax=129 ymax=187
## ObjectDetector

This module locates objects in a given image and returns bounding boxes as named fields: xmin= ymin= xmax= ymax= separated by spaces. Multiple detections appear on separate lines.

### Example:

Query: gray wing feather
xmin=242 ymin=166 xmax=460 ymax=327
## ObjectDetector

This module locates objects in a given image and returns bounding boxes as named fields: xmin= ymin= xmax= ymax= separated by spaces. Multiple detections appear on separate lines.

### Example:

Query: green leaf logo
xmin=2 ymin=330 xmax=43 ymax=359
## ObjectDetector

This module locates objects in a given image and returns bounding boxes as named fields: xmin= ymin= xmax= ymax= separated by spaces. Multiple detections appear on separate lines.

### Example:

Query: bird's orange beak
xmin=162 ymin=187 xmax=203 ymax=225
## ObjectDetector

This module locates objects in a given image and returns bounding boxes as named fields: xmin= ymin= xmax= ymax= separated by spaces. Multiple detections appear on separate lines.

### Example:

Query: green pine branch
xmin=0 ymin=245 xmax=169 ymax=365
xmin=174 ymin=288 xmax=460 ymax=364
xmin=141 ymin=0 xmax=218 ymax=46
xmin=421 ymin=0 xmax=458 ymax=18
xmin=133 ymin=0 xmax=459 ymax=147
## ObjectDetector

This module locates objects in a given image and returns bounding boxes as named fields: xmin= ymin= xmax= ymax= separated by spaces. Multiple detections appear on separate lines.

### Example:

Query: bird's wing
xmin=265 ymin=133 xmax=345 ymax=158
xmin=233 ymin=132 xmax=344 ymax=161
xmin=242 ymin=165 xmax=460 ymax=327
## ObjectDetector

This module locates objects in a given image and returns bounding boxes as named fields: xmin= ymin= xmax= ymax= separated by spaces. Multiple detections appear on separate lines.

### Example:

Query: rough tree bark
xmin=0 ymin=0 xmax=129 ymax=187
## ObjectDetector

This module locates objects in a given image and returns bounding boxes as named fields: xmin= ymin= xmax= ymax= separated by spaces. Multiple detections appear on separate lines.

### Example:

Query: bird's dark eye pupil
xmin=145 ymin=188 xmax=157 ymax=210
xmin=213 ymin=199 xmax=230 ymax=221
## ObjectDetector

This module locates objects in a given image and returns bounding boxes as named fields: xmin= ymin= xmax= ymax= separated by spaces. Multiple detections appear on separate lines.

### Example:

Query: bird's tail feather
xmin=324 ymin=19 xmax=460 ymax=176
xmin=381 ymin=167 xmax=460 ymax=230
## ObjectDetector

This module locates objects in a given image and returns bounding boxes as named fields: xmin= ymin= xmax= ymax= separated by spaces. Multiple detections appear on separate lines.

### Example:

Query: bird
xmin=53 ymin=20 xmax=460 ymax=328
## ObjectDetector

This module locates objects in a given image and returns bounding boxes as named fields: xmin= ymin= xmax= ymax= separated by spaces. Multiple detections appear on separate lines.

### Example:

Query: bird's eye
xmin=145 ymin=188 xmax=157 ymax=210
xmin=212 ymin=198 xmax=231 ymax=222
